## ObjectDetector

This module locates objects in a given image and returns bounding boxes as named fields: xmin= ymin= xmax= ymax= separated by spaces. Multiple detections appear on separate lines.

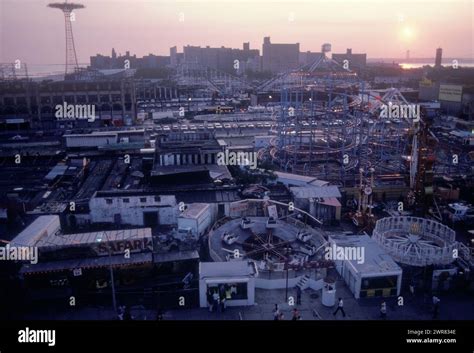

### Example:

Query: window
xmin=106 ymin=199 xmax=113 ymax=205
xmin=154 ymin=196 xmax=161 ymax=203
xmin=123 ymin=198 xmax=130 ymax=203
xmin=140 ymin=197 xmax=147 ymax=203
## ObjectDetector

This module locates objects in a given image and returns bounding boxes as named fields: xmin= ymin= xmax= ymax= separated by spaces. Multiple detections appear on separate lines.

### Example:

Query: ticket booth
xmin=199 ymin=261 xmax=257 ymax=308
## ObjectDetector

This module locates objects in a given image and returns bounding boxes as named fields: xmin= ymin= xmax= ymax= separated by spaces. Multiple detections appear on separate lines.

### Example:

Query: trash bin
xmin=322 ymin=277 xmax=336 ymax=307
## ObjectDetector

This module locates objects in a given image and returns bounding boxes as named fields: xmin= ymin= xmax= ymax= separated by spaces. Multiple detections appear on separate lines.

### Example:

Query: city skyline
xmin=0 ymin=0 xmax=472 ymax=65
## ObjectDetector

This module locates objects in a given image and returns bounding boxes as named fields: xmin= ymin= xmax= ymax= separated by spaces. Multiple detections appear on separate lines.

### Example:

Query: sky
xmin=0 ymin=0 xmax=472 ymax=66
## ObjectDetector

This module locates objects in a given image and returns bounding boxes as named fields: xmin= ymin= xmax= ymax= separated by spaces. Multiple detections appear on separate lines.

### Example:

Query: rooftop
xmin=200 ymin=261 xmax=256 ymax=279
xmin=328 ymin=233 xmax=402 ymax=275
xmin=36 ymin=228 xmax=152 ymax=248
xmin=274 ymin=171 xmax=329 ymax=187
xmin=180 ymin=203 xmax=210 ymax=219
xmin=290 ymin=185 xmax=342 ymax=199
xmin=10 ymin=215 xmax=61 ymax=248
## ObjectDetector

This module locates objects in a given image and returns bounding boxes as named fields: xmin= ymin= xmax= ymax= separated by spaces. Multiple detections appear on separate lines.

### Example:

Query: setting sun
xmin=401 ymin=25 xmax=415 ymax=41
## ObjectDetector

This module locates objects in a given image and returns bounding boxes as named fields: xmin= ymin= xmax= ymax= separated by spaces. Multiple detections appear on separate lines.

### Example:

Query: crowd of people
xmin=207 ymin=284 xmax=238 ymax=313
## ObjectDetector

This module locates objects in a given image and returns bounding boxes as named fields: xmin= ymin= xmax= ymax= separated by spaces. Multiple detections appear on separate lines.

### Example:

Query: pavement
xmin=21 ymin=278 xmax=473 ymax=320
xmin=166 ymin=279 xmax=474 ymax=321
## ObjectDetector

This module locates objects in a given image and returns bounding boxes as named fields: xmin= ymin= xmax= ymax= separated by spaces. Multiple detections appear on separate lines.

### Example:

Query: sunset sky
xmin=0 ymin=0 xmax=472 ymax=65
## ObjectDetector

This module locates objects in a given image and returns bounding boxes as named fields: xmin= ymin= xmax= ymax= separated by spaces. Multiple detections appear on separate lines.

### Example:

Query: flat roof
xmin=200 ymin=261 xmax=256 ymax=278
xmin=180 ymin=203 xmax=210 ymax=219
xmin=328 ymin=234 xmax=402 ymax=276
xmin=151 ymin=164 xmax=232 ymax=180
xmin=44 ymin=165 xmax=68 ymax=181
xmin=36 ymin=228 xmax=152 ymax=248
xmin=20 ymin=252 xmax=152 ymax=275
xmin=154 ymin=250 xmax=200 ymax=264
xmin=290 ymin=186 xmax=342 ymax=199
xmin=274 ymin=171 xmax=329 ymax=187
xmin=10 ymin=215 xmax=60 ymax=248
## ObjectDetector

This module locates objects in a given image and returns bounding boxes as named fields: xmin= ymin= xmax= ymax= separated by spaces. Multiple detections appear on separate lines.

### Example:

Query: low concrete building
xmin=10 ymin=215 xmax=61 ymax=248
xmin=290 ymin=185 xmax=342 ymax=223
xmin=274 ymin=171 xmax=329 ymax=188
xmin=64 ymin=130 xmax=145 ymax=150
xmin=177 ymin=203 xmax=213 ymax=239
xmin=328 ymin=234 xmax=402 ymax=299
xmin=199 ymin=261 xmax=257 ymax=308
xmin=89 ymin=190 xmax=177 ymax=227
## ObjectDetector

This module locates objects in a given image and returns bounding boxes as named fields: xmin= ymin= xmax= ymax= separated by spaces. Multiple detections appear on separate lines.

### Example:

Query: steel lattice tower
xmin=48 ymin=1 xmax=85 ymax=75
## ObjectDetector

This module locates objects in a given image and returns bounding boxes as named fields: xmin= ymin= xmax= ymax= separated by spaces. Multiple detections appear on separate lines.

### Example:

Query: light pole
xmin=285 ymin=246 xmax=290 ymax=302
xmin=97 ymin=231 xmax=117 ymax=314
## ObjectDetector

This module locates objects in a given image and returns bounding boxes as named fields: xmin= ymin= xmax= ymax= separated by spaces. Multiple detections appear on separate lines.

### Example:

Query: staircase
xmin=296 ymin=274 xmax=310 ymax=290
xmin=457 ymin=243 xmax=474 ymax=270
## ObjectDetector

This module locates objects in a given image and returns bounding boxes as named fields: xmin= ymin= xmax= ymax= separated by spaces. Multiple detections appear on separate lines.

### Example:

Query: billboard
xmin=439 ymin=84 xmax=462 ymax=102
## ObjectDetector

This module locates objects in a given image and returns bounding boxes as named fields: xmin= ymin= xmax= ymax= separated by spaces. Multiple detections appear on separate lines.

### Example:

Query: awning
xmin=20 ymin=252 xmax=153 ymax=275
xmin=154 ymin=250 xmax=200 ymax=264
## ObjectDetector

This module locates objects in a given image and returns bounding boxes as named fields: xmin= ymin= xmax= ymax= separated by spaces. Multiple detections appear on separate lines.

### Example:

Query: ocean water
xmin=21 ymin=60 xmax=474 ymax=78
xmin=399 ymin=62 xmax=474 ymax=69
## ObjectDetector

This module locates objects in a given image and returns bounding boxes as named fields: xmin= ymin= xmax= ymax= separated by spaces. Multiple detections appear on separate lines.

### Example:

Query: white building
xmin=64 ymin=130 xmax=145 ymax=149
xmin=177 ymin=203 xmax=212 ymax=240
xmin=328 ymin=234 xmax=402 ymax=299
xmin=10 ymin=215 xmax=61 ymax=248
xmin=290 ymin=185 xmax=342 ymax=222
xmin=273 ymin=171 xmax=329 ymax=188
xmin=89 ymin=191 xmax=177 ymax=227
xmin=199 ymin=261 xmax=257 ymax=308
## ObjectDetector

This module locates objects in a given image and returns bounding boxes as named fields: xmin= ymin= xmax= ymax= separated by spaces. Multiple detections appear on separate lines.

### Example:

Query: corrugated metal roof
xmin=10 ymin=215 xmax=60 ymax=248
xmin=36 ymin=228 xmax=152 ymax=247
xmin=20 ymin=252 xmax=152 ymax=275
xmin=154 ymin=250 xmax=199 ymax=264
xmin=290 ymin=186 xmax=341 ymax=199
xmin=44 ymin=165 xmax=68 ymax=181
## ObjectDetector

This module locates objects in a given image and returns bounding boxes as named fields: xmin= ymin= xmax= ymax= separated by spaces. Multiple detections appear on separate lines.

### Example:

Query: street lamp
xmin=285 ymin=246 xmax=291 ymax=302
xmin=96 ymin=231 xmax=117 ymax=314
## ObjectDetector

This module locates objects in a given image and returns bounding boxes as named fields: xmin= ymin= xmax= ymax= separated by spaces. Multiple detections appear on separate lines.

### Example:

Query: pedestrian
xmin=225 ymin=286 xmax=232 ymax=301
xmin=212 ymin=290 xmax=220 ymax=312
xmin=220 ymin=295 xmax=226 ymax=312
xmin=273 ymin=304 xmax=280 ymax=321
xmin=409 ymin=283 xmax=415 ymax=296
xmin=296 ymin=286 xmax=302 ymax=305
xmin=279 ymin=312 xmax=285 ymax=320
xmin=333 ymin=297 xmax=346 ymax=318
xmin=117 ymin=305 xmax=125 ymax=320
xmin=292 ymin=308 xmax=301 ymax=321
xmin=207 ymin=289 xmax=214 ymax=312
xmin=123 ymin=306 xmax=132 ymax=320
xmin=156 ymin=307 xmax=163 ymax=321
xmin=380 ymin=301 xmax=387 ymax=319
xmin=432 ymin=295 xmax=440 ymax=319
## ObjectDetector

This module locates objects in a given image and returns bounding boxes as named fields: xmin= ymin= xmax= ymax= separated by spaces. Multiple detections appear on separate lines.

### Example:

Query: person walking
xmin=432 ymin=296 xmax=440 ymax=319
xmin=123 ymin=306 xmax=132 ymax=320
xmin=380 ymin=301 xmax=387 ymax=319
xmin=296 ymin=286 xmax=302 ymax=305
xmin=292 ymin=308 xmax=301 ymax=321
xmin=273 ymin=304 xmax=281 ymax=321
xmin=156 ymin=307 xmax=163 ymax=321
xmin=212 ymin=290 xmax=220 ymax=313
xmin=333 ymin=297 xmax=346 ymax=318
